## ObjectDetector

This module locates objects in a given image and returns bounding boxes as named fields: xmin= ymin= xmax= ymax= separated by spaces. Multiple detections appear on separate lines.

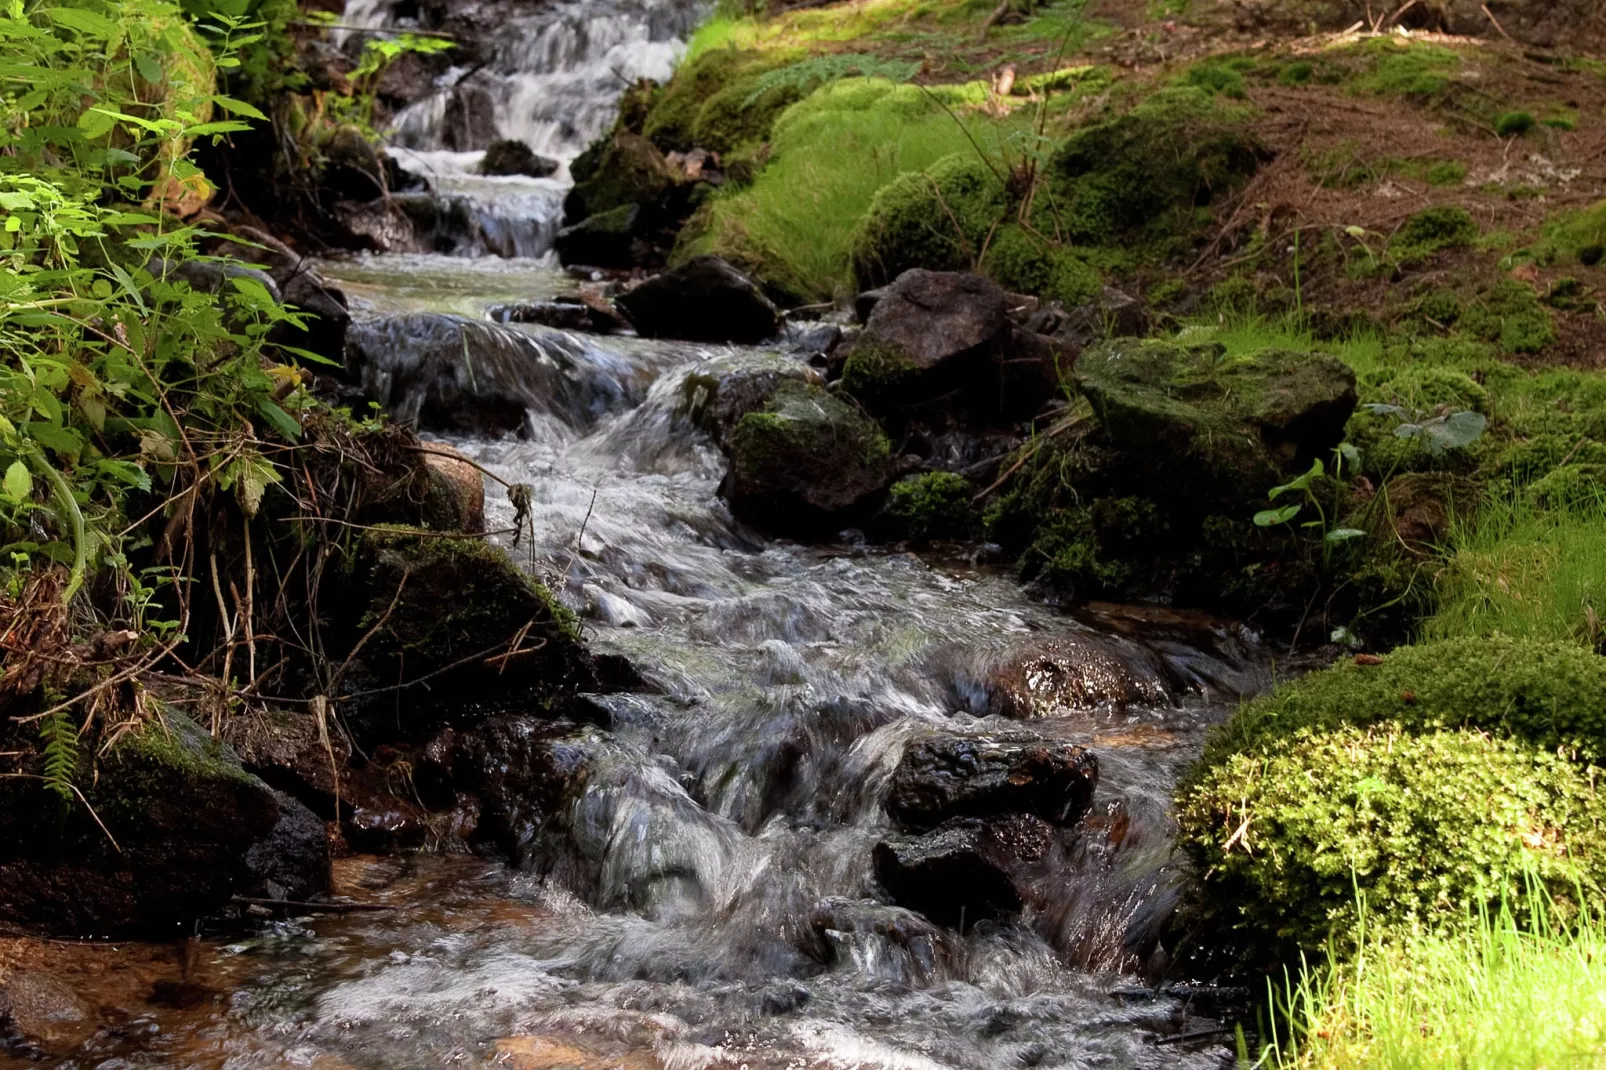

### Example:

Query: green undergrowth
xmin=1264 ymin=887 xmax=1606 ymax=1069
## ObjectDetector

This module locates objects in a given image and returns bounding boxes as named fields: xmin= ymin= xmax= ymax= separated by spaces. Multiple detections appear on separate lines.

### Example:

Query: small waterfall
xmin=347 ymin=0 xmax=705 ymax=259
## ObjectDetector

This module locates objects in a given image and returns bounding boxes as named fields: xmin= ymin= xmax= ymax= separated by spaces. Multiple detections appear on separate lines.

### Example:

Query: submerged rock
xmin=807 ymin=897 xmax=952 ymax=983
xmin=888 ymin=729 xmax=1098 ymax=832
xmin=615 ymin=256 xmax=780 ymax=344
xmin=873 ymin=814 xmax=1056 ymax=927
xmin=0 ymin=970 xmax=97 ymax=1051
xmin=487 ymin=296 xmax=627 ymax=335
xmin=721 ymin=380 xmax=894 ymax=531
xmin=0 ymin=712 xmax=328 ymax=935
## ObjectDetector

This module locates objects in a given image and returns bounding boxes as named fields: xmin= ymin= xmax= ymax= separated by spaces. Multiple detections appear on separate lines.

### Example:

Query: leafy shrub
xmin=1205 ymin=635 xmax=1606 ymax=763
xmin=1179 ymin=723 xmax=1606 ymax=958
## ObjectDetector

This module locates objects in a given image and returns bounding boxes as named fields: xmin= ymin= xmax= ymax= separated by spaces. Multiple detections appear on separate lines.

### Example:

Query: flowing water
xmin=0 ymin=257 xmax=1272 ymax=1069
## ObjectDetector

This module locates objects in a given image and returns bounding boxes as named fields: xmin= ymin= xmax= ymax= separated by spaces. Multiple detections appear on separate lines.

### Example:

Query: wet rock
xmin=554 ymin=204 xmax=644 ymax=269
xmin=781 ymin=320 xmax=844 ymax=360
xmin=873 ymin=814 xmax=1055 ymax=926
xmin=615 ymin=256 xmax=780 ymax=345
xmin=224 ymin=707 xmax=346 ymax=812
xmin=454 ymin=715 xmax=591 ymax=866
xmin=1073 ymin=339 xmax=1357 ymax=509
xmin=335 ymin=531 xmax=595 ymax=745
xmin=0 ymin=711 xmax=329 ymax=934
xmin=345 ymin=312 xmax=629 ymax=434
xmin=417 ymin=439 xmax=486 ymax=534
xmin=487 ymin=296 xmax=627 ymax=335
xmin=841 ymin=270 xmax=1066 ymax=424
xmin=0 ymin=970 xmax=96 ymax=1050
xmin=439 ymin=81 xmax=499 ymax=152
xmin=957 ymin=635 xmax=1173 ymax=718
xmin=343 ymin=794 xmax=432 ymax=852
xmin=888 ymin=729 xmax=1098 ymax=832
xmin=1026 ymin=286 xmax=1149 ymax=348
xmin=678 ymin=352 xmax=814 ymax=445
xmin=479 ymin=139 xmax=559 ymax=178
xmin=808 ymin=897 xmax=952 ymax=982
xmin=721 ymin=380 xmax=894 ymax=532
xmin=336 ymin=198 xmax=420 ymax=254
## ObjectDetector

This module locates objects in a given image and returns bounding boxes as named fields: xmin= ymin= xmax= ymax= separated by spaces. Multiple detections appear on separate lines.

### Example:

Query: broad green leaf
xmin=134 ymin=53 xmax=162 ymax=84
xmin=257 ymin=399 xmax=302 ymax=440
xmin=1269 ymin=459 xmax=1323 ymax=500
xmin=46 ymin=7 xmax=115 ymax=35
xmin=212 ymin=95 xmax=267 ymax=121
xmin=1254 ymin=505 xmax=1302 ymax=527
xmin=76 ymin=107 xmax=117 ymax=140
xmin=27 ymin=422 xmax=82 ymax=456
xmin=3 ymin=460 xmax=31 ymax=502
xmin=277 ymin=344 xmax=342 ymax=367
xmin=1325 ymin=528 xmax=1366 ymax=543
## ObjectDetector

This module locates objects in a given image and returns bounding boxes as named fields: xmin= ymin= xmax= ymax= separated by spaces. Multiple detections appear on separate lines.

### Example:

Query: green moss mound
xmin=1390 ymin=206 xmax=1479 ymax=263
xmin=1179 ymin=723 xmax=1606 ymax=957
xmin=1462 ymin=281 xmax=1557 ymax=355
xmin=981 ymin=226 xmax=1100 ymax=306
xmin=849 ymin=152 xmax=1007 ymax=288
xmin=887 ymin=472 xmax=975 ymax=541
xmin=1208 ymin=635 xmax=1606 ymax=765
xmin=643 ymin=49 xmax=764 ymax=152
xmin=1043 ymin=87 xmax=1262 ymax=246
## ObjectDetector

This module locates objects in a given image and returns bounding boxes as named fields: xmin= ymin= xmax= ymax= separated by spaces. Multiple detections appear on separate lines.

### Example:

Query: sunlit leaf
xmin=1254 ymin=505 xmax=1303 ymax=527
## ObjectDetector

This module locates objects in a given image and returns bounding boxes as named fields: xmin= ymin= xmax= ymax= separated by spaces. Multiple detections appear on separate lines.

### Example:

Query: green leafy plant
xmin=1253 ymin=449 xmax=1366 ymax=552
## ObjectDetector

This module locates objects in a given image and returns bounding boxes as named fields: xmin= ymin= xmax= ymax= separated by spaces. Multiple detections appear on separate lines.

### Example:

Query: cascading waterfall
xmin=347 ymin=0 xmax=704 ymax=258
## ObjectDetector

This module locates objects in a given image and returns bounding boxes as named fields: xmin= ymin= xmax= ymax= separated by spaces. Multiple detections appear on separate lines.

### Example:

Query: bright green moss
xmin=981 ymin=225 xmax=1100 ymax=305
xmin=1354 ymin=40 xmax=1460 ymax=100
xmin=643 ymin=49 xmax=766 ymax=152
xmin=849 ymin=151 xmax=1007 ymax=288
xmin=1462 ymin=281 xmax=1557 ymax=355
xmin=1179 ymin=723 xmax=1606 ymax=958
xmin=1178 ymin=59 xmax=1247 ymax=99
xmin=1204 ymin=635 xmax=1606 ymax=764
xmin=1527 ymin=463 xmax=1606 ymax=510
xmin=887 ymin=472 xmax=975 ymax=541
xmin=838 ymin=338 xmax=920 ymax=401
xmin=1495 ymin=110 xmax=1536 ymax=138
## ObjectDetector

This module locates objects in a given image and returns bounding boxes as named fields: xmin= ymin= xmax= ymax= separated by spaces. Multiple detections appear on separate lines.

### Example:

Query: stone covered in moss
xmin=886 ymin=472 xmax=976 ymax=542
xmin=1042 ymin=87 xmax=1262 ymax=246
xmin=338 ymin=529 xmax=593 ymax=742
xmin=1178 ymin=723 xmax=1606 ymax=959
xmin=0 ymin=711 xmax=328 ymax=935
xmin=1527 ymin=462 xmax=1606 ymax=509
xmin=723 ymin=380 xmax=894 ymax=530
xmin=1205 ymin=634 xmax=1606 ymax=766
xmin=562 ymin=132 xmax=681 ymax=225
xmin=1389 ymin=205 xmax=1479 ymax=263
xmin=850 ymin=153 xmax=1006 ymax=289
xmin=642 ymin=49 xmax=766 ymax=152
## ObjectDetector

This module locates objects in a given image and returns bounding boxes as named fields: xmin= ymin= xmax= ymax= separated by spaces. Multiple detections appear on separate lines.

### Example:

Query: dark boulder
xmin=318 ymin=124 xmax=388 ymax=203
xmin=873 ymin=814 xmax=1056 ymax=926
xmin=562 ymin=132 xmax=681 ymax=226
xmin=453 ymin=715 xmax=592 ymax=866
xmin=554 ymin=204 xmax=643 ymax=270
xmin=0 ymin=711 xmax=329 ymax=935
xmin=333 ymin=530 xmax=595 ymax=746
xmin=438 ymin=81 xmax=499 ymax=152
xmin=479 ymin=139 xmax=559 ymax=178
xmin=721 ymin=380 xmax=894 ymax=531
xmin=203 ymin=226 xmax=352 ymax=364
xmin=615 ymin=256 xmax=781 ymax=344
xmin=807 ymin=897 xmax=952 ymax=982
xmin=841 ymin=270 xmax=1067 ymax=424
xmin=487 ymin=296 xmax=627 ymax=335
xmin=888 ymin=729 xmax=1098 ymax=832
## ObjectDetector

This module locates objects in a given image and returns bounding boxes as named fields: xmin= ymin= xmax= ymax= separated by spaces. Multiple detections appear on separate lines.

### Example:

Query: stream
xmin=3 ymin=4 xmax=1275 ymax=1066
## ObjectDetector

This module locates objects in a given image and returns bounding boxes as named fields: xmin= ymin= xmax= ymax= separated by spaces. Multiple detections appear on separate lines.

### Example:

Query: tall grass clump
xmin=1424 ymin=493 xmax=1606 ymax=649
xmin=1262 ymin=889 xmax=1606 ymax=1069
xmin=688 ymin=78 xmax=1018 ymax=301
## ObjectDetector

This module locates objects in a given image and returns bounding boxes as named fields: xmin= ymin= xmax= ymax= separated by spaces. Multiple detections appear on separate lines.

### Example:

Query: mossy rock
xmin=849 ymin=153 xmax=1007 ymax=289
xmin=562 ymin=132 xmax=681 ymax=226
xmin=1042 ymin=87 xmax=1263 ymax=246
xmin=690 ymin=74 xmax=804 ymax=156
xmin=1073 ymin=339 xmax=1358 ymax=505
xmin=1178 ymin=722 xmax=1606 ymax=960
xmin=885 ymin=472 xmax=976 ymax=542
xmin=0 ymin=711 xmax=327 ymax=935
xmin=1203 ymin=635 xmax=1606 ymax=765
xmin=643 ymin=49 xmax=766 ymax=153
xmin=981 ymin=226 xmax=1101 ymax=307
xmin=337 ymin=529 xmax=592 ymax=742
xmin=722 ymin=380 xmax=894 ymax=531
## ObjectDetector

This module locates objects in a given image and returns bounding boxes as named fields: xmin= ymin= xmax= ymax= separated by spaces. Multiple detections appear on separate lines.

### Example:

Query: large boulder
xmin=0 ymin=712 xmax=328 ymax=935
xmin=840 ymin=270 xmax=1069 ymax=424
xmin=721 ymin=380 xmax=895 ymax=531
xmin=888 ymin=729 xmax=1098 ymax=832
xmin=333 ymin=531 xmax=595 ymax=745
xmin=678 ymin=352 xmax=816 ymax=444
xmin=873 ymin=814 xmax=1056 ymax=926
xmin=563 ymin=132 xmax=681 ymax=224
xmin=615 ymin=256 xmax=781 ymax=344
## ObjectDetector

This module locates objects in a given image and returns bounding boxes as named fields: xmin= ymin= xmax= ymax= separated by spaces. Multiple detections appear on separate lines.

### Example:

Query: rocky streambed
xmin=0 ymin=256 xmax=1275 ymax=1068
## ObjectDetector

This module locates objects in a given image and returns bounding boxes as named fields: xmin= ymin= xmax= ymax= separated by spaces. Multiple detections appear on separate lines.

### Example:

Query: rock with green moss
xmin=0 ymin=711 xmax=328 ymax=935
xmin=885 ymin=472 xmax=976 ymax=542
xmin=1074 ymin=339 xmax=1358 ymax=505
xmin=1178 ymin=722 xmax=1606 ymax=961
xmin=981 ymin=227 xmax=1101 ymax=308
xmin=850 ymin=154 xmax=1007 ymax=289
xmin=336 ymin=529 xmax=594 ymax=743
xmin=1042 ymin=87 xmax=1262 ymax=246
xmin=1203 ymin=635 xmax=1606 ymax=765
xmin=722 ymin=380 xmax=894 ymax=531
xmin=554 ymin=204 xmax=642 ymax=268
xmin=642 ymin=49 xmax=763 ymax=153
xmin=559 ymin=132 xmax=687 ymax=260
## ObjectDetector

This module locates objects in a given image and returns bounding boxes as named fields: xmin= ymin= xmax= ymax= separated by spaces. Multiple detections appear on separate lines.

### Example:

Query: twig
xmin=230 ymin=895 xmax=397 ymax=913
xmin=402 ymin=444 xmax=513 ymax=489
xmin=328 ymin=568 xmax=409 ymax=696
xmin=1481 ymin=3 xmax=1516 ymax=43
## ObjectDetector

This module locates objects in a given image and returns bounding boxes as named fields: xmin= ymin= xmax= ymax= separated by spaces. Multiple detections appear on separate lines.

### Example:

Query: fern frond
xmin=744 ymin=54 xmax=921 ymax=107
xmin=38 ymin=709 xmax=79 ymax=803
